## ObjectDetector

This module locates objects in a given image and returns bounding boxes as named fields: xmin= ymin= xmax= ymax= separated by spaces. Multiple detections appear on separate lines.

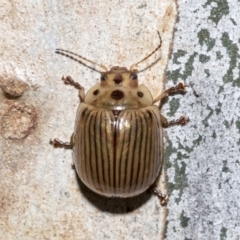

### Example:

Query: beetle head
xmin=100 ymin=66 xmax=139 ymax=88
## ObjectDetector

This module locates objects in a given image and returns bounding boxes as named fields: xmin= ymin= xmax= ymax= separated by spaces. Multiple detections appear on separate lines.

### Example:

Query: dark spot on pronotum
xmin=93 ymin=89 xmax=99 ymax=95
xmin=137 ymin=91 xmax=144 ymax=97
xmin=111 ymin=90 xmax=124 ymax=100
xmin=130 ymin=73 xmax=138 ymax=80
xmin=101 ymin=74 xmax=107 ymax=81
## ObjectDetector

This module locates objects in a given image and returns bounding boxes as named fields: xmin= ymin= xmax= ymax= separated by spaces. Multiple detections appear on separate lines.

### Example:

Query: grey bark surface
xmin=165 ymin=1 xmax=240 ymax=239
xmin=0 ymin=0 xmax=239 ymax=240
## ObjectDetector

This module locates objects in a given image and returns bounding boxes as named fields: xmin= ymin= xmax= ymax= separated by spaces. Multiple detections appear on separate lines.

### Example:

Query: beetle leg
xmin=160 ymin=115 xmax=189 ymax=128
xmin=149 ymin=188 xmax=168 ymax=205
xmin=50 ymin=138 xmax=73 ymax=149
xmin=168 ymin=116 xmax=189 ymax=126
xmin=62 ymin=75 xmax=85 ymax=102
xmin=163 ymin=82 xmax=186 ymax=95
xmin=153 ymin=82 xmax=186 ymax=104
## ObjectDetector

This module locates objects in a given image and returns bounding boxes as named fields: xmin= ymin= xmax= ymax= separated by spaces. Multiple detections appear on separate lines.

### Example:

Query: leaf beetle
xmin=50 ymin=32 xmax=188 ymax=203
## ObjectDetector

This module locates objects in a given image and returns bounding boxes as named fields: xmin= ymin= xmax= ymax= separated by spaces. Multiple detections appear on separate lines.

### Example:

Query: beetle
xmin=50 ymin=32 xmax=187 ymax=202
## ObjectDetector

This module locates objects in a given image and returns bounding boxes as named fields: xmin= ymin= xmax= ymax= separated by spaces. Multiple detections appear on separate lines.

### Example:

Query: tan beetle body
xmin=73 ymin=67 xmax=163 ymax=197
xmin=51 ymin=35 xmax=187 ymax=200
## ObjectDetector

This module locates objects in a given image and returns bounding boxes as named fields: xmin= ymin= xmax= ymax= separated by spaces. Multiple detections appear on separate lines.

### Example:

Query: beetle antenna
xmin=55 ymin=50 xmax=100 ymax=73
xmin=130 ymin=31 xmax=162 ymax=71
xmin=55 ymin=48 xmax=108 ymax=72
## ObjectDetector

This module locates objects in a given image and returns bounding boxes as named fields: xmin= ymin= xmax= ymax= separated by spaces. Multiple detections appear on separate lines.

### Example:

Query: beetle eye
xmin=101 ymin=74 xmax=107 ymax=81
xmin=130 ymin=73 xmax=138 ymax=80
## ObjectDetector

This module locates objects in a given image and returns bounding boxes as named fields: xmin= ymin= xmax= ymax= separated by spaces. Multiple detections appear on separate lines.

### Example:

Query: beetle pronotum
xmin=51 ymin=32 xmax=188 ymax=203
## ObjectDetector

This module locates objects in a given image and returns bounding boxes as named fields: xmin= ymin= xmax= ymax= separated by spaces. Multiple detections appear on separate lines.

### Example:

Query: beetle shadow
xmin=74 ymin=171 xmax=152 ymax=214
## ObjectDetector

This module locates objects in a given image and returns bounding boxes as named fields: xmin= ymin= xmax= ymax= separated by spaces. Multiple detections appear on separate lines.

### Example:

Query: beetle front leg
xmin=153 ymin=82 xmax=186 ymax=104
xmin=163 ymin=82 xmax=186 ymax=95
xmin=62 ymin=75 xmax=85 ymax=102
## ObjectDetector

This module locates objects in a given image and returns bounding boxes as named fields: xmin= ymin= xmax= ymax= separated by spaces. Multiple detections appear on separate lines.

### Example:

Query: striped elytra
xmin=73 ymin=102 xmax=163 ymax=197
xmin=63 ymin=64 xmax=167 ymax=198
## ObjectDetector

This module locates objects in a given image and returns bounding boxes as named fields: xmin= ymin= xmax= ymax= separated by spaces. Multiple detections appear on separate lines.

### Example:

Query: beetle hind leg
xmin=150 ymin=188 xmax=168 ymax=206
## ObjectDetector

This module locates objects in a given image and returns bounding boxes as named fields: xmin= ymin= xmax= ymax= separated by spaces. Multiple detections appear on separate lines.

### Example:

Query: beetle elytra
xmin=50 ymin=33 xmax=188 ymax=202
